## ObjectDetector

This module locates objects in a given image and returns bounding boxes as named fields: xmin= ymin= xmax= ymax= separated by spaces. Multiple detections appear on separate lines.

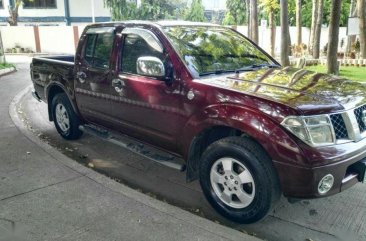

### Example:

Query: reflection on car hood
xmin=196 ymin=67 xmax=366 ymax=115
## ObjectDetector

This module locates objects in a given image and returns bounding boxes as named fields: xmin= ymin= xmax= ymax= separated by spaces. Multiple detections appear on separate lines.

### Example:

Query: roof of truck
xmin=88 ymin=20 xmax=221 ymax=28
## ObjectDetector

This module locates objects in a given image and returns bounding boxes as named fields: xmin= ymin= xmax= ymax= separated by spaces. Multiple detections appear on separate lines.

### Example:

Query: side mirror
xmin=136 ymin=56 xmax=165 ymax=78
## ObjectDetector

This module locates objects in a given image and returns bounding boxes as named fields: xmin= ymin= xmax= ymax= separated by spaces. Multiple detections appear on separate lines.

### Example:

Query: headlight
xmin=281 ymin=115 xmax=335 ymax=147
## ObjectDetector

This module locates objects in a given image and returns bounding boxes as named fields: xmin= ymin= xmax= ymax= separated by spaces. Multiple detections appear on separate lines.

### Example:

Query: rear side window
xmin=83 ymin=32 xmax=115 ymax=69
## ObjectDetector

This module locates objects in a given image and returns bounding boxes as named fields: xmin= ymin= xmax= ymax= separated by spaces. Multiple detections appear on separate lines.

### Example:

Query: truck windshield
xmin=162 ymin=26 xmax=276 ymax=78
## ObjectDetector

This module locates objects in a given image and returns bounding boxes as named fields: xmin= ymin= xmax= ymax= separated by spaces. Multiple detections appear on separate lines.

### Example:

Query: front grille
xmin=354 ymin=105 xmax=366 ymax=133
xmin=330 ymin=114 xmax=349 ymax=139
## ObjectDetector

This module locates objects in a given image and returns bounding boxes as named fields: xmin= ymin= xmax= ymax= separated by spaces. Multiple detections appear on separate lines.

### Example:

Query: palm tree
xmin=280 ymin=0 xmax=290 ymax=66
xmin=327 ymin=0 xmax=342 ymax=74
xmin=296 ymin=0 xmax=302 ymax=46
xmin=358 ymin=0 xmax=366 ymax=58
xmin=250 ymin=0 xmax=259 ymax=44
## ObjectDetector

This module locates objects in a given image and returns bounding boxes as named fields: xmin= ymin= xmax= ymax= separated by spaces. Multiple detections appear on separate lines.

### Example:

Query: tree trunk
xmin=313 ymin=0 xmax=324 ymax=59
xmin=250 ymin=0 xmax=258 ymax=44
xmin=327 ymin=0 xmax=342 ymax=74
xmin=358 ymin=0 xmax=366 ymax=58
xmin=269 ymin=9 xmax=276 ymax=57
xmin=309 ymin=0 xmax=319 ymax=54
xmin=296 ymin=0 xmax=302 ymax=45
xmin=246 ymin=0 xmax=250 ymax=37
xmin=0 ymin=31 xmax=5 ymax=64
xmin=280 ymin=0 xmax=290 ymax=66
xmin=7 ymin=0 xmax=21 ymax=26
xmin=345 ymin=0 xmax=357 ymax=56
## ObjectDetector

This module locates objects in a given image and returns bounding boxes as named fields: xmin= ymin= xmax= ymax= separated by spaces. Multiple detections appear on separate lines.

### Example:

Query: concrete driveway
xmin=5 ymin=56 xmax=365 ymax=241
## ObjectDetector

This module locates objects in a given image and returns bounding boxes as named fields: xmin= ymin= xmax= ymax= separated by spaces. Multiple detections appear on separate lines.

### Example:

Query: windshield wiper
xmin=199 ymin=69 xmax=236 ymax=77
xmin=235 ymin=63 xmax=280 ymax=73
xmin=199 ymin=63 xmax=280 ymax=77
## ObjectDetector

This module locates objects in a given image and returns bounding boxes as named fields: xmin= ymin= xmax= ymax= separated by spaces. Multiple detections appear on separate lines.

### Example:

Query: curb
xmin=0 ymin=66 xmax=17 ymax=77
xmin=9 ymin=87 xmax=261 ymax=241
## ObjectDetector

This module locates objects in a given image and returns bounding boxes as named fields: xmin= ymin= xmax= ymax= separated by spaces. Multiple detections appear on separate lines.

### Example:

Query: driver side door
xmin=108 ymin=27 xmax=185 ymax=152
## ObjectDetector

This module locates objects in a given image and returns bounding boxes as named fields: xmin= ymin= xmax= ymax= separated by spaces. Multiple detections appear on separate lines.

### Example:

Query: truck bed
xmin=31 ymin=55 xmax=75 ymax=102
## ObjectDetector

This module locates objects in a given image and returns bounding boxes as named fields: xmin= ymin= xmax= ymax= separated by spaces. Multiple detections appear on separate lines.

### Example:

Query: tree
xmin=222 ymin=0 xmax=247 ymax=25
xmin=7 ymin=0 xmax=23 ymax=26
xmin=246 ymin=0 xmax=250 ymax=36
xmin=358 ymin=0 xmax=366 ymax=58
xmin=313 ymin=0 xmax=324 ymax=58
xmin=104 ymin=0 xmax=186 ymax=21
xmin=249 ymin=0 xmax=258 ymax=44
xmin=0 ymin=31 xmax=5 ymax=64
xmin=296 ymin=0 xmax=302 ymax=45
xmin=327 ymin=0 xmax=342 ymax=74
xmin=260 ymin=0 xmax=279 ymax=57
xmin=280 ymin=0 xmax=290 ymax=66
xmin=345 ymin=0 xmax=357 ymax=55
xmin=184 ymin=0 xmax=206 ymax=22
xmin=309 ymin=0 xmax=318 ymax=55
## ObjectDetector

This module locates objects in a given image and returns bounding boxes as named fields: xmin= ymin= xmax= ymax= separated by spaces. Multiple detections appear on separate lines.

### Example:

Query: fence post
xmin=33 ymin=26 xmax=41 ymax=53
xmin=73 ymin=26 xmax=79 ymax=50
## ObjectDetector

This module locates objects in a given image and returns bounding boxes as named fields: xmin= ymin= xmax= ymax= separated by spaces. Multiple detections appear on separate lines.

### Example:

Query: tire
xmin=199 ymin=136 xmax=280 ymax=223
xmin=51 ymin=93 xmax=83 ymax=140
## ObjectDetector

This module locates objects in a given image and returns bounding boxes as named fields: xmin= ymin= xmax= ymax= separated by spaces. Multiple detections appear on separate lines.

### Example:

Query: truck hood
xmin=197 ymin=67 xmax=366 ymax=115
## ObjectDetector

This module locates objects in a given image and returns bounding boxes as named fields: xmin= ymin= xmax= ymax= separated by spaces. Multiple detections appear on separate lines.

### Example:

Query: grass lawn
xmin=0 ymin=63 xmax=15 ymax=70
xmin=305 ymin=65 xmax=366 ymax=82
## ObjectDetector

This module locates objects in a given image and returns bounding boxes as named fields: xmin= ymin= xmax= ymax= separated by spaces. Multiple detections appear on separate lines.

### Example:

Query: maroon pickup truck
xmin=31 ymin=21 xmax=366 ymax=223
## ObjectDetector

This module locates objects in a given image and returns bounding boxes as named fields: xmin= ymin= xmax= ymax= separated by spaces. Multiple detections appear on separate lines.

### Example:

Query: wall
xmin=39 ymin=26 xmax=75 ymax=53
xmin=0 ymin=25 xmax=351 ymax=55
xmin=0 ymin=26 xmax=36 ymax=51
xmin=0 ymin=26 xmax=80 ymax=54
xmin=69 ymin=0 xmax=110 ymax=18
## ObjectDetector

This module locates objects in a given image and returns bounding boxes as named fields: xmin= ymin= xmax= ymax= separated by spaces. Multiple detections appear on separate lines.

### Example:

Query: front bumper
xmin=274 ymin=145 xmax=366 ymax=198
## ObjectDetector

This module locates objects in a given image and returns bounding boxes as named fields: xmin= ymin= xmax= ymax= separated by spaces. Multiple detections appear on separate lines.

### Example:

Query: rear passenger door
xmin=74 ymin=27 xmax=117 ymax=127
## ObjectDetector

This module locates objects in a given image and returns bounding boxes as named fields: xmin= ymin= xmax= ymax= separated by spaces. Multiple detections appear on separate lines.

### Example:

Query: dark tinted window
xmin=84 ymin=35 xmax=97 ymax=64
xmin=83 ymin=33 xmax=114 ymax=69
xmin=0 ymin=0 xmax=3 ymax=9
xmin=121 ymin=34 xmax=164 ymax=74
xmin=23 ymin=0 xmax=56 ymax=8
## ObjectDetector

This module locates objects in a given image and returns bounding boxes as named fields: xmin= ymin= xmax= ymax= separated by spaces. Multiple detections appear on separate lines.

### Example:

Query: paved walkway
xmin=0 ymin=62 xmax=259 ymax=241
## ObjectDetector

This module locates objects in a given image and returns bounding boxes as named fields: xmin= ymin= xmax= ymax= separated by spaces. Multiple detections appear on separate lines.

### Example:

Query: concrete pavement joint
xmin=270 ymin=214 xmax=336 ymax=237
xmin=0 ymin=175 xmax=83 ymax=202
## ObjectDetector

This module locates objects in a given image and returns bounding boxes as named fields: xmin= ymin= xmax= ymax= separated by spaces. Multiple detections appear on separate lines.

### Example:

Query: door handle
xmin=112 ymin=79 xmax=125 ymax=93
xmin=76 ymin=71 xmax=87 ymax=83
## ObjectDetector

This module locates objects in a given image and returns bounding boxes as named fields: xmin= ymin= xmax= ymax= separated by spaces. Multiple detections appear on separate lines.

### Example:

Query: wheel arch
xmin=183 ymin=104 xmax=301 ymax=183
xmin=46 ymin=83 xmax=80 ymax=122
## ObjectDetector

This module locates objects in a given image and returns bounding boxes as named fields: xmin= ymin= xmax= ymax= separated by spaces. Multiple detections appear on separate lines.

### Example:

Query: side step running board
xmin=79 ymin=125 xmax=186 ymax=171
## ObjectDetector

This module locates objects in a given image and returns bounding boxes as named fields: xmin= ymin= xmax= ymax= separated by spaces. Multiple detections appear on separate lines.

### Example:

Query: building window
xmin=0 ymin=0 xmax=3 ymax=9
xmin=23 ymin=0 xmax=57 ymax=9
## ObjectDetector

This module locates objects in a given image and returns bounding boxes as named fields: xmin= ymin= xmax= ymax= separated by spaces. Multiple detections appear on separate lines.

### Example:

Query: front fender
xmin=180 ymin=104 xmax=306 ymax=167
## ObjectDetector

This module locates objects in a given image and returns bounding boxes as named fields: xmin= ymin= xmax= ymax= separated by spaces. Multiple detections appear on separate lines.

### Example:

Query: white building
xmin=0 ymin=0 xmax=111 ymax=26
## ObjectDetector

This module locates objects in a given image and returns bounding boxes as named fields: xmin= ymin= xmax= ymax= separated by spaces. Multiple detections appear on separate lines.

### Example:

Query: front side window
xmin=23 ymin=0 xmax=56 ymax=8
xmin=83 ymin=32 xmax=115 ymax=69
xmin=163 ymin=26 xmax=275 ymax=78
xmin=121 ymin=28 xmax=164 ymax=75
